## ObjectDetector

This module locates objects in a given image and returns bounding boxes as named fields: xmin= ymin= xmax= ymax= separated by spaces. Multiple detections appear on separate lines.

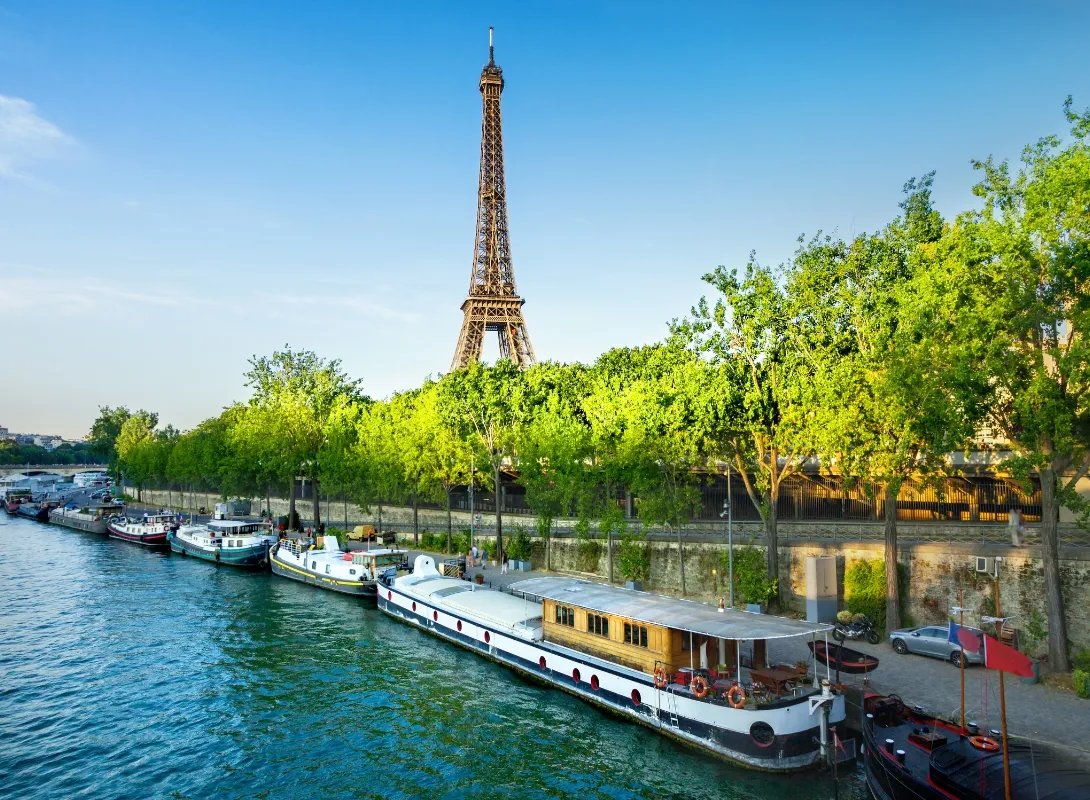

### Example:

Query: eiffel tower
xmin=450 ymin=28 xmax=536 ymax=371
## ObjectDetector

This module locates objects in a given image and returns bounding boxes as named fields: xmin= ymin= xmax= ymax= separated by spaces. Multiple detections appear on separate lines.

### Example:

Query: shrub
xmin=844 ymin=558 xmax=907 ymax=630
xmin=507 ymin=528 xmax=532 ymax=561
xmin=617 ymin=530 xmax=650 ymax=582
xmin=1074 ymin=669 xmax=1090 ymax=700
xmin=577 ymin=540 xmax=602 ymax=573
xmin=1072 ymin=649 xmax=1090 ymax=673
xmin=724 ymin=545 xmax=777 ymax=606
xmin=836 ymin=610 xmax=854 ymax=624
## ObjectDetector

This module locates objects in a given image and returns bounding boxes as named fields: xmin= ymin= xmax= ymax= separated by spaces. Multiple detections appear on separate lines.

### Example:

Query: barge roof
xmin=406 ymin=576 xmax=543 ymax=630
xmin=508 ymin=577 xmax=833 ymax=641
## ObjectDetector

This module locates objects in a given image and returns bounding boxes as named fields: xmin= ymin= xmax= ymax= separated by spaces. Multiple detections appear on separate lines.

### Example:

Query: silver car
xmin=888 ymin=624 xmax=985 ymax=667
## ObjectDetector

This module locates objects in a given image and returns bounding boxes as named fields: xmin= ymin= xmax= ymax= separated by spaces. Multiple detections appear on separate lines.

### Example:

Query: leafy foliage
xmin=723 ymin=545 xmax=777 ymax=606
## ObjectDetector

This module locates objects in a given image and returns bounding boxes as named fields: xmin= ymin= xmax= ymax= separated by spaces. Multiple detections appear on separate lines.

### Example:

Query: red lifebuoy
xmin=691 ymin=675 xmax=709 ymax=699
xmin=970 ymin=736 xmax=999 ymax=752
xmin=653 ymin=666 xmax=668 ymax=689
xmin=727 ymin=683 xmax=746 ymax=708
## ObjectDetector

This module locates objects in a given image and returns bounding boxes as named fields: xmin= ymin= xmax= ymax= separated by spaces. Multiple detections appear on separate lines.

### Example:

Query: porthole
xmin=433 ymin=611 xmax=438 ymax=622
xmin=412 ymin=602 xmax=417 ymax=612
xmin=539 ymin=656 xmax=546 ymax=670
xmin=457 ymin=620 xmax=463 ymax=632
xmin=572 ymin=668 xmax=581 ymax=684
xmin=484 ymin=631 xmax=491 ymax=644
xmin=631 ymin=689 xmax=642 ymax=706
xmin=750 ymin=721 xmax=776 ymax=747
xmin=591 ymin=675 xmax=600 ymax=691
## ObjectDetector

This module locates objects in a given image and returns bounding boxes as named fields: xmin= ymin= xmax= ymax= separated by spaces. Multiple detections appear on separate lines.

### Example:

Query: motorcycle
xmin=833 ymin=614 xmax=881 ymax=644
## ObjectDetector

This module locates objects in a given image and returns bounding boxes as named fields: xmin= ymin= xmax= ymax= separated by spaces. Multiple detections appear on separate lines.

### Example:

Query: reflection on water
xmin=0 ymin=517 xmax=867 ymax=799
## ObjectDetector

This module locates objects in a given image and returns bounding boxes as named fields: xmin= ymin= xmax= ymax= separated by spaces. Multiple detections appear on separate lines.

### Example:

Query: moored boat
xmin=270 ymin=535 xmax=407 ymax=597
xmin=379 ymin=556 xmax=848 ymax=771
xmin=4 ymin=490 xmax=33 ymax=515
xmin=168 ymin=520 xmax=277 ymax=568
xmin=862 ymin=691 xmax=1090 ymax=800
xmin=807 ymin=640 xmax=879 ymax=675
xmin=49 ymin=504 xmax=114 ymax=534
xmin=107 ymin=513 xmax=177 ymax=547
xmin=16 ymin=502 xmax=52 ymax=522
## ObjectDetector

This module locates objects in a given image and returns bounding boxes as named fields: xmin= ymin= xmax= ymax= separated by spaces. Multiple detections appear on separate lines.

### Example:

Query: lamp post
xmin=469 ymin=454 xmax=475 ymax=555
xmin=720 ymin=485 xmax=734 ymax=607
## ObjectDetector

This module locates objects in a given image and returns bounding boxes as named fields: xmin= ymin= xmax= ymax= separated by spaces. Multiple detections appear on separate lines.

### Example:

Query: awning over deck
xmin=507 ymin=577 xmax=833 ymax=641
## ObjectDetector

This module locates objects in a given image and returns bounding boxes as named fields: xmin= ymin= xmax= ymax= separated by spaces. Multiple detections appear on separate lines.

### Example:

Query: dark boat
xmin=4 ymin=492 xmax=32 ymax=515
xmin=808 ymin=640 xmax=879 ymax=674
xmin=15 ymin=503 xmax=51 ymax=522
xmin=862 ymin=692 xmax=1090 ymax=800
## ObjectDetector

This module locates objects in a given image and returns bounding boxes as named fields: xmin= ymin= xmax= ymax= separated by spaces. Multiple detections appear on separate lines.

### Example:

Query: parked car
xmin=888 ymin=624 xmax=985 ymax=667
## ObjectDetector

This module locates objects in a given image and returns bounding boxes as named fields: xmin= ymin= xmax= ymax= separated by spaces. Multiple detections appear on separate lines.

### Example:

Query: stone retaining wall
xmin=128 ymin=486 xmax=1090 ymax=653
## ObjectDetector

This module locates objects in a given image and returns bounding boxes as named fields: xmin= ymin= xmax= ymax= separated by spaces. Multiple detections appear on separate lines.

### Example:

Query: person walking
xmin=501 ymin=549 xmax=508 ymax=575
xmin=471 ymin=543 xmax=479 ymax=568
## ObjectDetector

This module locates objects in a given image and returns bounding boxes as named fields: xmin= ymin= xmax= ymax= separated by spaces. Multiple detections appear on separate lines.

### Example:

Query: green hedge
xmin=844 ymin=558 xmax=907 ymax=630
xmin=1074 ymin=669 xmax=1090 ymax=700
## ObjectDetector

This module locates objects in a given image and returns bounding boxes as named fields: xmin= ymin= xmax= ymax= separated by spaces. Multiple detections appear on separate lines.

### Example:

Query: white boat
xmin=379 ymin=556 xmax=847 ymax=771
xmin=106 ymin=513 xmax=177 ymax=547
xmin=168 ymin=520 xmax=277 ymax=568
xmin=270 ymin=535 xmax=407 ymax=597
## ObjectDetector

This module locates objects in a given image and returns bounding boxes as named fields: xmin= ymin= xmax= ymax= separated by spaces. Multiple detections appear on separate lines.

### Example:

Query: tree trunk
xmin=677 ymin=522 xmax=686 ymax=596
xmin=446 ymin=487 xmax=453 ymax=553
xmin=884 ymin=483 xmax=902 ymax=633
xmin=378 ymin=504 xmax=383 ymax=535
xmin=1039 ymin=466 xmax=1070 ymax=671
xmin=412 ymin=497 xmax=419 ymax=546
xmin=343 ymin=495 xmax=348 ymax=529
xmin=266 ymin=486 xmax=271 ymax=519
xmin=494 ymin=462 xmax=504 ymax=564
xmin=608 ymin=528 xmax=614 ymax=584
xmin=312 ymin=480 xmax=321 ymax=530
xmin=765 ymin=493 xmax=780 ymax=607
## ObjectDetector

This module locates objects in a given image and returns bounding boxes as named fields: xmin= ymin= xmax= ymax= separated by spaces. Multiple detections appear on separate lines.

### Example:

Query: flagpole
xmin=959 ymin=587 xmax=966 ymax=732
xmin=994 ymin=573 xmax=1012 ymax=800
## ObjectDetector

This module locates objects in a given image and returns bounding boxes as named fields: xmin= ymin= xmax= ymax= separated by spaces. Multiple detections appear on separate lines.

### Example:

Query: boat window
xmin=555 ymin=605 xmax=575 ymax=627
xmin=587 ymin=613 xmax=609 ymax=638
xmin=325 ymin=565 xmax=331 ymax=574
xmin=349 ymin=569 xmax=356 ymax=575
xmin=624 ymin=622 xmax=649 ymax=648
xmin=311 ymin=561 xmax=316 ymax=569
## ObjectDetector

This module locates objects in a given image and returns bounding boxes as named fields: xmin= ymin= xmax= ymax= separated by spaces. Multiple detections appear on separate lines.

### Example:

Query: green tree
xmin=680 ymin=260 xmax=819 ymax=605
xmin=941 ymin=99 xmax=1090 ymax=670
xmin=234 ymin=346 xmax=363 ymax=530
xmin=115 ymin=410 xmax=159 ymax=499
xmin=88 ymin=406 xmax=131 ymax=481
xmin=438 ymin=360 xmax=526 ymax=562
xmin=791 ymin=176 xmax=990 ymax=632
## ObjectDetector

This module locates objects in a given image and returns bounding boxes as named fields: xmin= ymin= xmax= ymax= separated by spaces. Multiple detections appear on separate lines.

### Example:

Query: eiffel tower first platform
xmin=450 ymin=28 xmax=536 ymax=371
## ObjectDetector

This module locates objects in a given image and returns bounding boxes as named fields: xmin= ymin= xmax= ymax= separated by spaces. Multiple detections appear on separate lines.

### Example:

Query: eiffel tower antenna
xmin=450 ymin=27 xmax=536 ymax=371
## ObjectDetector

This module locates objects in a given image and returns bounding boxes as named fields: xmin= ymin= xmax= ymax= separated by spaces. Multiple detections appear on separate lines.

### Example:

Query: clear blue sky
xmin=2 ymin=1 xmax=1088 ymax=438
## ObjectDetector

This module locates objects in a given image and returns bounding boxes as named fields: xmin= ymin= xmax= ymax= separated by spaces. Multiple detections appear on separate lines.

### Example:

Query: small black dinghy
xmin=808 ymin=640 xmax=879 ymax=674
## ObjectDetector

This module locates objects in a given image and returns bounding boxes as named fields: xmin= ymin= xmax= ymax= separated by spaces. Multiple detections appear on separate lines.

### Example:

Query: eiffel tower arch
xmin=450 ymin=28 xmax=536 ymax=371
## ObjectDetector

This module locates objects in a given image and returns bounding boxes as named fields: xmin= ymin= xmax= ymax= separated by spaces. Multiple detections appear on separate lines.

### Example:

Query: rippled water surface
xmin=0 ymin=517 xmax=867 ymax=799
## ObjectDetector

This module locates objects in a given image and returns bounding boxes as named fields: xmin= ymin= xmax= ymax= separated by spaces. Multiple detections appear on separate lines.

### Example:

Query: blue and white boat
xmin=168 ymin=520 xmax=277 ymax=568
xmin=379 ymin=555 xmax=847 ymax=771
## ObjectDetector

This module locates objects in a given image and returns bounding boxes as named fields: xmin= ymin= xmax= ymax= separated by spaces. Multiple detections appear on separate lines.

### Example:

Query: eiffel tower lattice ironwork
xmin=450 ymin=28 xmax=536 ymax=371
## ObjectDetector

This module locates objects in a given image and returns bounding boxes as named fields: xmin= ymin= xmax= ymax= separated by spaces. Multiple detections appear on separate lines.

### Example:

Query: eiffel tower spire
xmin=450 ymin=27 xmax=536 ymax=371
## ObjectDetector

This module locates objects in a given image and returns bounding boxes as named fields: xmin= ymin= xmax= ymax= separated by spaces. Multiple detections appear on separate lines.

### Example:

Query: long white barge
xmin=379 ymin=556 xmax=847 ymax=771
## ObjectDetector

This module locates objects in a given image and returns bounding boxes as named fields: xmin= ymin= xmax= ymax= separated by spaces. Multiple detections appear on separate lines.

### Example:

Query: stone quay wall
xmin=129 ymin=487 xmax=1090 ymax=653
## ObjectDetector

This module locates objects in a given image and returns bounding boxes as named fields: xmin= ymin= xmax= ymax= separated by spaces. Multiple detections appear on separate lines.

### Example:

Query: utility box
xmin=805 ymin=556 xmax=837 ymax=623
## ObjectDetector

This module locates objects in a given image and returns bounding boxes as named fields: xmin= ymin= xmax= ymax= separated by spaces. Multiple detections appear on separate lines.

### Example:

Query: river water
xmin=0 ymin=516 xmax=867 ymax=800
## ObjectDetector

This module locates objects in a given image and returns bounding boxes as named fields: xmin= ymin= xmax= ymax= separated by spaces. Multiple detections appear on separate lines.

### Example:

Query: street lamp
xmin=720 ymin=475 xmax=734 ymax=607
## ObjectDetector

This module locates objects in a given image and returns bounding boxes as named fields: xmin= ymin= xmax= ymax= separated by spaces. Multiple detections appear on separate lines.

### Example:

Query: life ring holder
xmin=727 ymin=683 xmax=746 ymax=709
xmin=970 ymin=736 xmax=999 ymax=752
xmin=653 ymin=665 xmax=668 ymax=689
xmin=691 ymin=675 xmax=709 ymax=699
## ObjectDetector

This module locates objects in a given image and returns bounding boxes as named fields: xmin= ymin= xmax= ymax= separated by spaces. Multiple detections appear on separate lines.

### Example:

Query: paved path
xmin=431 ymin=554 xmax=1090 ymax=753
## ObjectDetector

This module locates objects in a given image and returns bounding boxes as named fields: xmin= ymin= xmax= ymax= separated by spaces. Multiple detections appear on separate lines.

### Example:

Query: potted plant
xmin=1019 ymin=609 xmax=1046 ymax=684
xmin=509 ymin=528 xmax=532 ymax=571
xmin=734 ymin=545 xmax=777 ymax=613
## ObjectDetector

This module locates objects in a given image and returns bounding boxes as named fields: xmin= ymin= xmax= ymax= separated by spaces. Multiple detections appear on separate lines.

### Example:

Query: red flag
xmin=949 ymin=621 xmax=982 ymax=653
xmin=983 ymin=633 xmax=1035 ymax=678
